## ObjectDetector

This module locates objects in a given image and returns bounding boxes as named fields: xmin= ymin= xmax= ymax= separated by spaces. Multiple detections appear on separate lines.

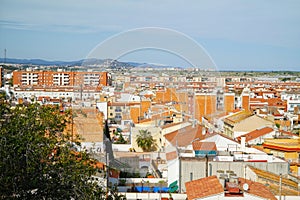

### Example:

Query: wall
xmin=194 ymin=93 xmax=216 ymax=122
xmin=130 ymin=106 xmax=140 ymax=123
xmin=224 ymin=93 xmax=235 ymax=114
xmin=96 ymin=102 xmax=108 ymax=119
xmin=167 ymin=158 xmax=179 ymax=189
xmin=122 ymin=193 xmax=187 ymax=200
xmin=233 ymin=115 xmax=274 ymax=138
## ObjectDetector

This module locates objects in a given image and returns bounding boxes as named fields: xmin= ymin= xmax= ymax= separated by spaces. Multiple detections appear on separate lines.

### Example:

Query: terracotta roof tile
xmin=248 ymin=166 xmax=298 ymax=189
xmin=238 ymin=177 xmax=277 ymax=200
xmin=185 ymin=176 xmax=224 ymax=200
xmin=192 ymin=141 xmax=217 ymax=151
xmin=164 ymin=125 xmax=205 ymax=147
xmin=237 ymin=127 xmax=274 ymax=142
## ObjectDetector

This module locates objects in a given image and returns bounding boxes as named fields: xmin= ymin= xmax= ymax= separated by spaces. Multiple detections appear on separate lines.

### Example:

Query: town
xmin=1 ymin=62 xmax=299 ymax=199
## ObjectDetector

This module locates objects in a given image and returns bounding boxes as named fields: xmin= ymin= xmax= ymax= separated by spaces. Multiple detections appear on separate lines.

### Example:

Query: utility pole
xmin=205 ymin=155 xmax=208 ymax=177
xmin=106 ymin=146 xmax=110 ymax=198
xmin=178 ymin=156 xmax=181 ymax=193
xmin=279 ymin=173 xmax=282 ymax=200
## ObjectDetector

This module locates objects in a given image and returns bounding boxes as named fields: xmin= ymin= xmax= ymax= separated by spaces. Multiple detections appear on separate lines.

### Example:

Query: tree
xmin=136 ymin=129 xmax=155 ymax=152
xmin=0 ymin=103 xmax=122 ymax=199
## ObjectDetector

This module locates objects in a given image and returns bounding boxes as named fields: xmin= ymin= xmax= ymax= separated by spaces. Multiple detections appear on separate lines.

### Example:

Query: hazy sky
xmin=0 ymin=0 xmax=300 ymax=70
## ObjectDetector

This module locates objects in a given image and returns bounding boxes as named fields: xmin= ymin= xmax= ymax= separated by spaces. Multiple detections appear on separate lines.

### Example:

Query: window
xmin=115 ymin=107 xmax=122 ymax=112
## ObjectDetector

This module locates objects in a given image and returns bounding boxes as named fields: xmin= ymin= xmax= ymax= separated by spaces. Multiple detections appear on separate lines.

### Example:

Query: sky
xmin=0 ymin=0 xmax=300 ymax=71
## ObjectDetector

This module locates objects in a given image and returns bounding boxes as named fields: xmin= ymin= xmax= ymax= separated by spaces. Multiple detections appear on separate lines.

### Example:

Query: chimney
xmin=226 ymin=182 xmax=240 ymax=194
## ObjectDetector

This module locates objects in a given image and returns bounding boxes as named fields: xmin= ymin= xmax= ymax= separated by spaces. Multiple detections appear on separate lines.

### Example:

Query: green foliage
xmin=114 ymin=133 xmax=127 ymax=144
xmin=136 ymin=129 xmax=155 ymax=152
xmin=0 ymin=91 xmax=7 ymax=102
xmin=0 ymin=103 xmax=124 ymax=199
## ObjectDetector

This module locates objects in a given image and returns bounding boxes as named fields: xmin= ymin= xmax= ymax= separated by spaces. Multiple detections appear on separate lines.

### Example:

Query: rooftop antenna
xmin=4 ymin=49 xmax=6 ymax=64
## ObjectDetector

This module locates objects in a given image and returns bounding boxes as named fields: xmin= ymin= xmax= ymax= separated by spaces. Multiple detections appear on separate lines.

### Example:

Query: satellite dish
xmin=243 ymin=183 xmax=249 ymax=191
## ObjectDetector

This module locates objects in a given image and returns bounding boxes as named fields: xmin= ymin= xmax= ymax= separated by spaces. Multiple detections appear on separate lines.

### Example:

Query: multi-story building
xmin=13 ymin=69 xmax=109 ymax=87
xmin=11 ymin=69 xmax=110 ymax=101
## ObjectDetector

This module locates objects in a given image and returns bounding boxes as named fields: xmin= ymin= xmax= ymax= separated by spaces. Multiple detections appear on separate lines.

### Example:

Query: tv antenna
xmin=4 ymin=49 xmax=6 ymax=64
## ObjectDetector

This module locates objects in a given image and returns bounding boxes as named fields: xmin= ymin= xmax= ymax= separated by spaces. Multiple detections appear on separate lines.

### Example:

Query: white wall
xmin=167 ymin=158 xmax=179 ymax=188
xmin=96 ymin=102 xmax=108 ymax=119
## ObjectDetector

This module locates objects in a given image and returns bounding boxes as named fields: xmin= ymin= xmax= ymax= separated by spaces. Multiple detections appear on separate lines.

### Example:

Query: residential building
xmin=236 ymin=127 xmax=275 ymax=145
xmin=13 ymin=69 xmax=109 ymax=87
xmin=223 ymin=111 xmax=274 ymax=138
xmin=263 ymin=138 xmax=300 ymax=176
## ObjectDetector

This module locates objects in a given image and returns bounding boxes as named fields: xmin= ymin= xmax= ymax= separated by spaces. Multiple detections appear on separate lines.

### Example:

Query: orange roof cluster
xmin=237 ymin=127 xmax=274 ymax=142
xmin=185 ymin=175 xmax=224 ymax=200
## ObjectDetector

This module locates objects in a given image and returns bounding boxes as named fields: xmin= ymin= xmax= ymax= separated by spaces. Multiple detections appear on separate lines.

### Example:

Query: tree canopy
xmin=0 ymin=103 xmax=123 ymax=199
xmin=136 ymin=129 xmax=155 ymax=152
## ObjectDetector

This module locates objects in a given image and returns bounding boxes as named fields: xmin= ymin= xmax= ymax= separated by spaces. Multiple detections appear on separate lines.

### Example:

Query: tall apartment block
xmin=13 ymin=70 xmax=109 ymax=87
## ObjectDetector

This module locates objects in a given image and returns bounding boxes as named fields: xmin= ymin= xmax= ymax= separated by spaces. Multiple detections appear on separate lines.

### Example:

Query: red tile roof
xmin=186 ymin=175 xmax=277 ymax=200
xmin=237 ymin=127 xmax=274 ymax=142
xmin=185 ymin=175 xmax=224 ymax=200
xmin=192 ymin=141 xmax=217 ymax=151
xmin=164 ymin=125 xmax=205 ymax=147
xmin=238 ymin=177 xmax=277 ymax=200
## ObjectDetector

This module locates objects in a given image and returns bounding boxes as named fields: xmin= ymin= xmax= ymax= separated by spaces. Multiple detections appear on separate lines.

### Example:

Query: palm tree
xmin=136 ymin=129 xmax=154 ymax=152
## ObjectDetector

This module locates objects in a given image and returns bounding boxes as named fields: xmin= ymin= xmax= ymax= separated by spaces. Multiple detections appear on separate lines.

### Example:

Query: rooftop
xmin=224 ymin=110 xmax=253 ymax=126
xmin=237 ymin=127 xmax=274 ymax=142
xmin=185 ymin=175 xmax=224 ymax=200
xmin=185 ymin=175 xmax=277 ymax=200
xmin=192 ymin=141 xmax=217 ymax=151
xmin=164 ymin=125 xmax=204 ymax=147
xmin=263 ymin=138 xmax=300 ymax=152
xmin=248 ymin=166 xmax=299 ymax=196
xmin=238 ymin=177 xmax=277 ymax=200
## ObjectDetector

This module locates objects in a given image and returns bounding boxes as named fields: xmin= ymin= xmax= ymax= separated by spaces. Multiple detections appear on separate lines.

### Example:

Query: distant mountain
xmin=0 ymin=58 xmax=84 ymax=66
xmin=0 ymin=58 xmax=177 ymax=69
